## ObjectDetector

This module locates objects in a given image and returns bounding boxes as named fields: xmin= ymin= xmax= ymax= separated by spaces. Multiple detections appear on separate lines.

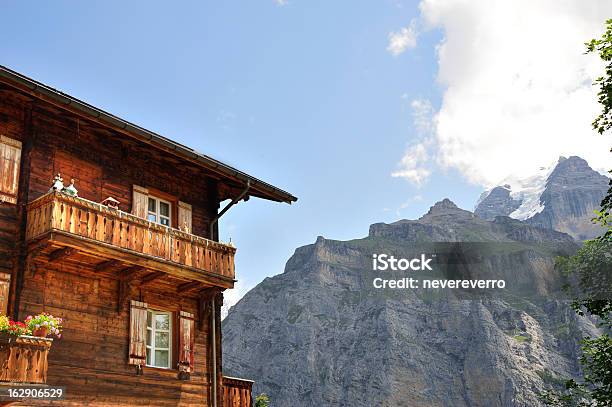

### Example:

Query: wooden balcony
xmin=25 ymin=192 xmax=236 ymax=288
xmin=222 ymin=376 xmax=253 ymax=407
xmin=0 ymin=335 xmax=52 ymax=384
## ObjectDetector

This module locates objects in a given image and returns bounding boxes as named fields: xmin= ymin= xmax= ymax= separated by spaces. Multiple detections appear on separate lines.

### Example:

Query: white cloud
xmin=410 ymin=99 xmax=435 ymax=135
xmin=221 ymin=280 xmax=253 ymax=320
xmin=387 ymin=19 xmax=418 ymax=56
xmin=392 ymin=98 xmax=436 ymax=185
xmin=397 ymin=0 xmax=612 ymax=187
xmin=275 ymin=0 xmax=288 ymax=5
xmin=395 ymin=194 xmax=424 ymax=216
xmin=391 ymin=141 xmax=432 ymax=185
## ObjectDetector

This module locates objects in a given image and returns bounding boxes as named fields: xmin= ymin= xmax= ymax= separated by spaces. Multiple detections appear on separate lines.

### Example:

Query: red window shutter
xmin=0 ymin=136 xmax=22 ymax=204
xmin=178 ymin=311 xmax=195 ymax=373
xmin=129 ymin=300 xmax=148 ymax=366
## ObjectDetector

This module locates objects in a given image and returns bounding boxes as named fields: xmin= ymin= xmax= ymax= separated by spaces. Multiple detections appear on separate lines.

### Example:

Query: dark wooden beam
xmin=117 ymin=279 xmax=131 ymax=314
xmin=177 ymin=281 xmax=202 ymax=293
xmin=48 ymin=247 xmax=76 ymax=262
xmin=115 ymin=266 xmax=146 ymax=313
xmin=116 ymin=266 xmax=144 ymax=281
xmin=140 ymin=271 xmax=166 ymax=286
xmin=95 ymin=259 xmax=121 ymax=273
xmin=197 ymin=288 xmax=219 ymax=329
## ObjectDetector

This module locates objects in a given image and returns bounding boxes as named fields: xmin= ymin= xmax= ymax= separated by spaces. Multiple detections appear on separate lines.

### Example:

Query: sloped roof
xmin=0 ymin=65 xmax=297 ymax=204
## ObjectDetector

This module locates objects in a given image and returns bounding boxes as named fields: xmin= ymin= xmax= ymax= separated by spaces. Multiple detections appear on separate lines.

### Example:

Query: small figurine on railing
xmin=49 ymin=173 xmax=64 ymax=193
xmin=101 ymin=196 xmax=120 ymax=210
xmin=180 ymin=221 xmax=190 ymax=234
xmin=49 ymin=174 xmax=79 ymax=197
xmin=63 ymin=179 xmax=78 ymax=197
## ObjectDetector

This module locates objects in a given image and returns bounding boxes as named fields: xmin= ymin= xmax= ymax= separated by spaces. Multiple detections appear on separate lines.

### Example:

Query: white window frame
xmin=147 ymin=196 xmax=172 ymax=227
xmin=146 ymin=310 xmax=173 ymax=369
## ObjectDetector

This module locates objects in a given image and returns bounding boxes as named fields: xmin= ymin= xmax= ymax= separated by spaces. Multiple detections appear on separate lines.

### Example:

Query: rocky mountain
xmin=475 ymin=156 xmax=609 ymax=240
xmin=222 ymin=200 xmax=597 ymax=407
xmin=473 ymin=185 xmax=521 ymax=221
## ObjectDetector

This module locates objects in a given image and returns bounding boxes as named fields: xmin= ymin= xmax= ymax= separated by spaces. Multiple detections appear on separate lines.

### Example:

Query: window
xmin=130 ymin=302 xmax=195 ymax=373
xmin=132 ymin=186 xmax=192 ymax=232
xmin=147 ymin=197 xmax=171 ymax=227
xmin=146 ymin=310 xmax=172 ymax=368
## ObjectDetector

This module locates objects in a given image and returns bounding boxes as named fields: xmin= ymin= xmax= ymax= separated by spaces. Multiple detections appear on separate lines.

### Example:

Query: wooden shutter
xmin=128 ymin=300 xmax=148 ymax=366
xmin=178 ymin=311 xmax=195 ymax=373
xmin=132 ymin=185 xmax=149 ymax=219
xmin=178 ymin=201 xmax=192 ymax=233
xmin=0 ymin=136 xmax=22 ymax=204
xmin=0 ymin=273 xmax=10 ymax=315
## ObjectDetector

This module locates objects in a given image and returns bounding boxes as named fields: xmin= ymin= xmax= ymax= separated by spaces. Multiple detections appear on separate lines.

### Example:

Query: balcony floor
xmin=27 ymin=231 xmax=233 ymax=293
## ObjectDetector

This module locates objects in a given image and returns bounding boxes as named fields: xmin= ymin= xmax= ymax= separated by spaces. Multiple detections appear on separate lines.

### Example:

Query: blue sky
xmin=3 ymin=1 xmax=609 ymax=307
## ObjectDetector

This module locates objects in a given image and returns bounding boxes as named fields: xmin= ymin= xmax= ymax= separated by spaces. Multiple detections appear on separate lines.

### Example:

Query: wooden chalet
xmin=0 ymin=65 xmax=296 ymax=406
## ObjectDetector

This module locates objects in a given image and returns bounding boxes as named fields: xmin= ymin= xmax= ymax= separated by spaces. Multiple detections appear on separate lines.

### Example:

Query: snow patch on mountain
xmin=477 ymin=159 xmax=558 ymax=221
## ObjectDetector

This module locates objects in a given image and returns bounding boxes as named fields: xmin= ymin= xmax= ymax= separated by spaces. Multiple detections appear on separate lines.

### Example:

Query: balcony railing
xmin=222 ymin=376 xmax=253 ymax=407
xmin=26 ymin=192 xmax=236 ymax=283
xmin=0 ymin=335 xmax=52 ymax=384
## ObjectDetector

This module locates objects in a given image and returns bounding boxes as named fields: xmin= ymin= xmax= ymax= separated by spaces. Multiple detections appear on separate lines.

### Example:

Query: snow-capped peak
xmin=477 ymin=158 xmax=559 ymax=221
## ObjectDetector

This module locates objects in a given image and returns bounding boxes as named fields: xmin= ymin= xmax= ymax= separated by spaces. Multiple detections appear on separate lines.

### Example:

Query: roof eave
xmin=0 ymin=65 xmax=297 ymax=204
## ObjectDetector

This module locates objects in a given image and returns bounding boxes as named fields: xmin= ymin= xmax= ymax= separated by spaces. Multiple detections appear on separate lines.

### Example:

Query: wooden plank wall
xmin=0 ymin=89 xmax=26 ymax=316
xmin=19 ymin=258 xmax=215 ymax=406
xmin=25 ymin=101 xmax=220 ymax=240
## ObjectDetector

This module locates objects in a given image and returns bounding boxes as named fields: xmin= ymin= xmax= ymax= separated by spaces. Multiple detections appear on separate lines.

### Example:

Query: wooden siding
xmin=0 ymin=205 xmax=16 ymax=290
xmin=16 ymin=256 xmax=223 ymax=406
xmin=24 ymin=99 xmax=220 ymax=241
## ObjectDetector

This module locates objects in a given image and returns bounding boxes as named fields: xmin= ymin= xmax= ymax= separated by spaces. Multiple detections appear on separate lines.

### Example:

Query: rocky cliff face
xmin=222 ymin=201 xmax=596 ymax=407
xmin=527 ymin=157 xmax=610 ymax=240
xmin=474 ymin=186 xmax=522 ymax=221
xmin=475 ymin=156 xmax=609 ymax=240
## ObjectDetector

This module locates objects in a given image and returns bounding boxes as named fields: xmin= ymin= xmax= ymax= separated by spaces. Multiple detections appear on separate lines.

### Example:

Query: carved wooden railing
xmin=222 ymin=376 xmax=253 ymax=407
xmin=26 ymin=192 xmax=235 ymax=280
xmin=0 ymin=335 xmax=52 ymax=384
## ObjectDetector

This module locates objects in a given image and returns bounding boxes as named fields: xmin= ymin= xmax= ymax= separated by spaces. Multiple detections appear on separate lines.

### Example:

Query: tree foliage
xmin=255 ymin=393 xmax=270 ymax=407
xmin=541 ymin=19 xmax=612 ymax=407
xmin=587 ymin=18 xmax=612 ymax=244
xmin=587 ymin=19 xmax=612 ymax=135
xmin=544 ymin=239 xmax=612 ymax=406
